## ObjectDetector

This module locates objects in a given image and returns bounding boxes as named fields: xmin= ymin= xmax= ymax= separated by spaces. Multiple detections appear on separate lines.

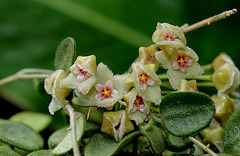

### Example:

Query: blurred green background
xmin=0 ymin=0 xmax=239 ymax=126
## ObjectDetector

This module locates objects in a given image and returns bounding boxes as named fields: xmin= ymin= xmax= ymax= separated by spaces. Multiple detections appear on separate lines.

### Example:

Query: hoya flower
xmin=152 ymin=23 xmax=186 ymax=55
xmin=177 ymin=79 xmax=198 ymax=92
xmin=60 ymin=55 xmax=97 ymax=95
xmin=87 ymin=63 xmax=130 ymax=109
xmin=139 ymin=44 xmax=159 ymax=69
xmin=126 ymin=62 xmax=161 ymax=105
xmin=123 ymin=88 xmax=151 ymax=124
xmin=213 ymin=53 xmax=240 ymax=94
xmin=155 ymin=45 xmax=204 ymax=90
xmin=44 ymin=70 xmax=72 ymax=115
xmin=101 ymin=110 xmax=134 ymax=141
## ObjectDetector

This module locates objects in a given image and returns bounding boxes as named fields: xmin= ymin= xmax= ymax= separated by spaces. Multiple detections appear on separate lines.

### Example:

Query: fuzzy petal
xmin=155 ymin=51 xmax=172 ymax=69
xmin=167 ymin=63 xmax=204 ymax=90
xmin=143 ymin=86 xmax=161 ymax=105
xmin=128 ymin=111 xmax=147 ymax=125
xmin=60 ymin=73 xmax=96 ymax=95
xmin=96 ymin=63 xmax=114 ymax=84
xmin=48 ymin=98 xmax=64 ymax=115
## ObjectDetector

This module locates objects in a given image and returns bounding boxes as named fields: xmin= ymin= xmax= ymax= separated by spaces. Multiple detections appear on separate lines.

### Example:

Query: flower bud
xmin=213 ymin=63 xmax=234 ymax=93
xmin=214 ymin=95 xmax=234 ymax=127
xmin=101 ymin=110 xmax=134 ymax=141
xmin=177 ymin=79 xmax=198 ymax=91
xmin=139 ymin=45 xmax=159 ymax=68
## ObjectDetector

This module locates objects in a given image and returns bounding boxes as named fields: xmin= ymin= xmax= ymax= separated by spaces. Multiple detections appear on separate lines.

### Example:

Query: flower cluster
xmin=44 ymin=22 xmax=239 ymax=143
xmin=153 ymin=23 xmax=204 ymax=89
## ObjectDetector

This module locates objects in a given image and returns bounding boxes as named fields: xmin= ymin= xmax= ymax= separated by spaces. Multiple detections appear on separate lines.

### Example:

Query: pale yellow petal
xmin=128 ymin=111 xmax=147 ymax=125
xmin=72 ymin=55 xmax=96 ymax=74
xmin=48 ymin=98 xmax=64 ymax=115
xmin=143 ymin=86 xmax=161 ymax=105
xmin=168 ymin=63 xmax=204 ymax=90
xmin=155 ymin=51 xmax=172 ymax=69
xmin=60 ymin=73 xmax=96 ymax=95
xmin=96 ymin=63 xmax=114 ymax=84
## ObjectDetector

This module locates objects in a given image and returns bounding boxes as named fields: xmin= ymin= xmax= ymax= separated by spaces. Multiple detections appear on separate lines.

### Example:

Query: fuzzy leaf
xmin=166 ymin=133 xmax=192 ymax=151
xmin=0 ymin=119 xmax=44 ymax=151
xmin=160 ymin=91 xmax=215 ymax=136
xmin=139 ymin=120 xmax=166 ymax=155
xmin=48 ymin=126 xmax=68 ymax=149
xmin=73 ymin=105 xmax=104 ymax=125
xmin=9 ymin=111 xmax=52 ymax=132
xmin=51 ymin=112 xmax=85 ymax=155
xmin=84 ymin=131 xmax=140 ymax=156
xmin=223 ymin=107 xmax=240 ymax=155
xmin=27 ymin=150 xmax=54 ymax=156
xmin=54 ymin=37 xmax=76 ymax=73
xmin=0 ymin=145 xmax=20 ymax=156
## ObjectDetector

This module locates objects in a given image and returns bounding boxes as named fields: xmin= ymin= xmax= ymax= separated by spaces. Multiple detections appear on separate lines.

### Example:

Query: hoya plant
xmin=0 ymin=8 xmax=239 ymax=156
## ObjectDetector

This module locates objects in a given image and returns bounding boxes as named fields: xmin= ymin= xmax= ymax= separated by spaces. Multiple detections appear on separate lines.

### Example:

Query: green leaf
xmin=84 ymin=131 xmax=141 ymax=156
xmin=51 ymin=112 xmax=85 ymax=155
xmin=0 ymin=119 xmax=44 ymax=151
xmin=27 ymin=150 xmax=54 ymax=156
xmin=84 ymin=121 xmax=101 ymax=137
xmin=73 ymin=105 xmax=104 ymax=125
xmin=48 ymin=126 xmax=68 ymax=149
xmin=166 ymin=133 xmax=192 ymax=151
xmin=9 ymin=111 xmax=52 ymax=132
xmin=0 ymin=145 xmax=20 ymax=156
xmin=223 ymin=107 xmax=240 ymax=155
xmin=54 ymin=37 xmax=76 ymax=73
xmin=160 ymin=91 xmax=215 ymax=136
xmin=139 ymin=120 xmax=166 ymax=155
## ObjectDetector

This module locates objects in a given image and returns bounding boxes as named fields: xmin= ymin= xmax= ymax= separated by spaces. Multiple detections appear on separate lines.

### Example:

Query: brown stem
xmin=181 ymin=9 xmax=237 ymax=33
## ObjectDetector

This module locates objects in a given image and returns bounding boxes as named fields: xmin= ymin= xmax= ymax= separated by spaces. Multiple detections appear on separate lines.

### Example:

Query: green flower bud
xmin=213 ymin=63 xmax=234 ymax=93
xmin=139 ymin=45 xmax=159 ymax=69
xmin=101 ymin=110 xmax=134 ymax=141
xmin=214 ymin=95 xmax=234 ymax=127
xmin=177 ymin=79 xmax=198 ymax=91
xmin=213 ymin=53 xmax=240 ymax=94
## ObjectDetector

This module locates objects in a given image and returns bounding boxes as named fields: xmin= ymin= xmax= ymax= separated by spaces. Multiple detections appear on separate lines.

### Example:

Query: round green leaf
xmin=139 ymin=120 xmax=166 ymax=155
xmin=27 ymin=150 xmax=54 ymax=156
xmin=51 ymin=112 xmax=85 ymax=155
xmin=54 ymin=37 xmax=76 ymax=73
xmin=0 ymin=145 xmax=20 ymax=156
xmin=223 ymin=107 xmax=240 ymax=155
xmin=160 ymin=91 xmax=215 ymax=136
xmin=9 ymin=111 xmax=52 ymax=132
xmin=48 ymin=126 xmax=68 ymax=149
xmin=84 ymin=131 xmax=140 ymax=156
xmin=0 ymin=119 xmax=44 ymax=151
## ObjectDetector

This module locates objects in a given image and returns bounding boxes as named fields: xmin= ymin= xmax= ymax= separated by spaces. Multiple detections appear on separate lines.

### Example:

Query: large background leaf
xmin=0 ymin=0 xmax=239 ymax=127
